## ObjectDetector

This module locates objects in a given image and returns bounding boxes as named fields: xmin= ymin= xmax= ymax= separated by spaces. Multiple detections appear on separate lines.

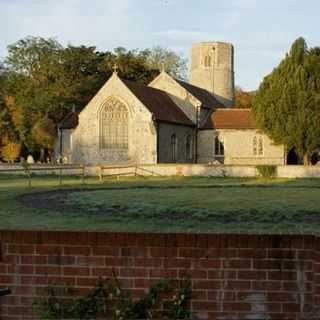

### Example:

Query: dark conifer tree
xmin=253 ymin=38 xmax=320 ymax=165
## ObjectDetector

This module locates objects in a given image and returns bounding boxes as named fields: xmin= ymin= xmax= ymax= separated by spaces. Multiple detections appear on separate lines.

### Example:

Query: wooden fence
xmin=0 ymin=165 xmax=86 ymax=187
xmin=0 ymin=163 xmax=162 ymax=187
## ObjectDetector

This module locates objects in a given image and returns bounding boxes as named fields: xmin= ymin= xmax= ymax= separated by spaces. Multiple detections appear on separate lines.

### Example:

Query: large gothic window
xmin=100 ymin=98 xmax=128 ymax=154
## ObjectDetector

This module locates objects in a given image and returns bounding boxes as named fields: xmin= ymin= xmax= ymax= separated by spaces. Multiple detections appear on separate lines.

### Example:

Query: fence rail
xmin=0 ymin=164 xmax=86 ymax=187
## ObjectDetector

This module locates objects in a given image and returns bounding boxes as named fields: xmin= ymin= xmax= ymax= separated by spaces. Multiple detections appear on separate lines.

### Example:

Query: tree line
xmin=0 ymin=36 xmax=319 ymax=165
xmin=0 ymin=36 xmax=187 ymax=162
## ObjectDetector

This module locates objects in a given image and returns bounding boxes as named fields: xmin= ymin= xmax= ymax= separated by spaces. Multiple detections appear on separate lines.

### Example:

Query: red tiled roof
xmin=201 ymin=108 xmax=256 ymax=129
xmin=123 ymin=80 xmax=194 ymax=126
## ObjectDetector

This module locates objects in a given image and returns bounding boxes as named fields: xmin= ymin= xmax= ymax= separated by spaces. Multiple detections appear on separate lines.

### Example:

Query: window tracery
xmin=100 ymin=98 xmax=128 ymax=155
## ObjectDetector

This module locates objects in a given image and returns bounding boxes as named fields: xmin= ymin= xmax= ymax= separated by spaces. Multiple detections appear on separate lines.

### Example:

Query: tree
xmin=100 ymin=47 xmax=159 ymax=85
xmin=1 ymin=138 xmax=21 ymax=163
xmin=145 ymin=46 xmax=187 ymax=79
xmin=234 ymin=86 xmax=254 ymax=108
xmin=0 ymin=66 xmax=18 ymax=155
xmin=32 ymin=117 xmax=56 ymax=162
xmin=252 ymin=37 xmax=320 ymax=165
xmin=3 ymin=37 xmax=106 ymax=155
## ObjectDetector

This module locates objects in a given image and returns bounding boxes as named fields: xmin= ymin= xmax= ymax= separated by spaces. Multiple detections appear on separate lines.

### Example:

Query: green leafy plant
xmin=33 ymin=278 xmax=193 ymax=320
xmin=256 ymin=165 xmax=277 ymax=178
xmin=167 ymin=279 xmax=192 ymax=319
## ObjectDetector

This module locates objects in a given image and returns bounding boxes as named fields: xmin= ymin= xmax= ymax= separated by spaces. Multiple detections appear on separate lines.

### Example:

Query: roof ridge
xmin=122 ymin=78 xmax=194 ymax=126
xmin=123 ymin=79 xmax=169 ymax=95
xmin=175 ymin=78 xmax=211 ymax=92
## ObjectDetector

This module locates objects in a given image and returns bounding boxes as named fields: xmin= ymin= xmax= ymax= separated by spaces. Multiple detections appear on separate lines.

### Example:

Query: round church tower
xmin=190 ymin=41 xmax=234 ymax=106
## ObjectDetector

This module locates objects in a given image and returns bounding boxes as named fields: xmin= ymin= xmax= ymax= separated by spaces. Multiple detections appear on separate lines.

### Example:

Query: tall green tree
xmin=100 ymin=47 xmax=159 ymax=85
xmin=252 ymin=37 xmax=320 ymax=165
xmin=145 ymin=46 xmax=187 ymax=79
xmin=0 ymin=66 xmax=18 ymax=156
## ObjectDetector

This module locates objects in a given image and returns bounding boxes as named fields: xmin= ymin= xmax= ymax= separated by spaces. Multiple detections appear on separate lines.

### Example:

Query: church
xmin=56 ymin=41 xmax=285 ymax=165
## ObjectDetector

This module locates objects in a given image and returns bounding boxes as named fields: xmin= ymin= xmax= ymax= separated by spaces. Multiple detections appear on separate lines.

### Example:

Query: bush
xmin=256 ymin=165 xmax=277 ymax=178
xmin=33 ymin=278 xmax=192 ymax=320
xmin=1 ymin=140 xmax=21 ymax=163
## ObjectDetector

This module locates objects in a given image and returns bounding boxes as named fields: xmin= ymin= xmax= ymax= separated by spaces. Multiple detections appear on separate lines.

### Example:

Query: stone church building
xmin=56 ymin=41 xmax=285 ymax=165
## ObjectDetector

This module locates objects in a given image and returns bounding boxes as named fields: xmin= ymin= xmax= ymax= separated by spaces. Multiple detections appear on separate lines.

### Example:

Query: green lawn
xmin=1 ymin=174 xmax=320 ymax=233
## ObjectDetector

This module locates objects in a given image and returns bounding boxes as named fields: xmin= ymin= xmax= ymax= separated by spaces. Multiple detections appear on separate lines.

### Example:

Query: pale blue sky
xmin=0 ymin=0 xmax=319 ymax=90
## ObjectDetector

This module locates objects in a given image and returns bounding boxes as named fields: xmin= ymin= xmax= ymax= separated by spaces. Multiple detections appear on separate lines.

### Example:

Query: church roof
xmin=123 ymin=80 xmax=194 ymax=126
xmin=58 ymin=110 xmax=79 ymax=129
xmin=201 ymin=108 xmax=256 ymax=130
xmin=175 ymin=79 xmax=224 ymax=108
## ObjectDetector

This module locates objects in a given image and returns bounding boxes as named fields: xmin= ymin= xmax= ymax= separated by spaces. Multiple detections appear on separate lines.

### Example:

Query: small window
xmin=171 ymin=134 xmax=177 ymax=162
xmin=253 ymin=136 xmax=263 ymax=156
xmin=258 ymin=136 xmax=264 ymax=155
xmin=186 ymin=135 xmax=193 ymax=161
xmin=214 ymin=136 xmax=224 ymax=156
xmin=253 ymin=136 xmax=258 ymax=156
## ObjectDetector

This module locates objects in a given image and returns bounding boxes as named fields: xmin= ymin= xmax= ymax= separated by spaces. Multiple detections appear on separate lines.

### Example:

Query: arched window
xmin=100 ymin=98 xmax=128 ymax=155
xmin=214 ymin=136 xmax=224 ymax=156
xmin=186 ymin=135 xmax=193 ymax=161
xmin=204 ymin=55 xmax=211 ymax=68
xmin=253 ymin=136 xmax=258 ymax=156
xmin=171 ymin=134 xmax=177 ymax=162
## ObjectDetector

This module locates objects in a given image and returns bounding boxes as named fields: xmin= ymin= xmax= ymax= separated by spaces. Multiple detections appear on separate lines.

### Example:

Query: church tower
xmin=190 ymin=41 xmax=234 ymax=106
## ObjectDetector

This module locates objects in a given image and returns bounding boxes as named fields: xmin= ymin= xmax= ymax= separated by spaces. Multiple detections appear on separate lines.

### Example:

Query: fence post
xmin=22 ymin=162 xmax=31 ymax=188
xmin=59 ymin=167 xmax=62 ymax=186
xmin=81 ymin=165 xmax=85 ymax=185
xmin=27 ymin=167 xmax=32 ymax=188
xmin=99 ymin=166 xmax=103 ymax=182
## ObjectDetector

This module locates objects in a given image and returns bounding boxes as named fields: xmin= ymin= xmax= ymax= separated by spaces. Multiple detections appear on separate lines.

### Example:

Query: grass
xmin=1 ymin=174 xmax=320 ymax=234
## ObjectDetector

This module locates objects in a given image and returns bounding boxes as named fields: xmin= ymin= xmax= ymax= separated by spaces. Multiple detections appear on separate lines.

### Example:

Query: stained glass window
xmin=100 ymin=98 xmax=128 ymax=155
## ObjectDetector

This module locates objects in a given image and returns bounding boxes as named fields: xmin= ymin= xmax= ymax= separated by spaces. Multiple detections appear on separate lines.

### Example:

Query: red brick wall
xmin=0 ymin=231 xmax=318 ymax=319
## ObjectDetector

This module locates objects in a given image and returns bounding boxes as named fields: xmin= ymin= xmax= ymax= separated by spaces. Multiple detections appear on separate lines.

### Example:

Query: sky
xmin=0 ymin=0 xmax=319 ymax=90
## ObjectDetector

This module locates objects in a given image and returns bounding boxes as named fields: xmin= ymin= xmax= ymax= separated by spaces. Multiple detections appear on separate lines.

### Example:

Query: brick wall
xmin=0 ymin=231 xmax=319 ymax=319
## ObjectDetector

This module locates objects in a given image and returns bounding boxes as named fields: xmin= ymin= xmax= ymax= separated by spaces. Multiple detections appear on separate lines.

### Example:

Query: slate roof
xmin=175 ymin=79 xmax=224 ymax=108
xmin=201 ymin=108 xmax=256 ymax=130
xmin=58 ymin=78 xmax=194 ymax=129
xmin=123 ymin=80 xmax=194 ymax=126
xmin=58 ymin=111 xmax=79 ymax=129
